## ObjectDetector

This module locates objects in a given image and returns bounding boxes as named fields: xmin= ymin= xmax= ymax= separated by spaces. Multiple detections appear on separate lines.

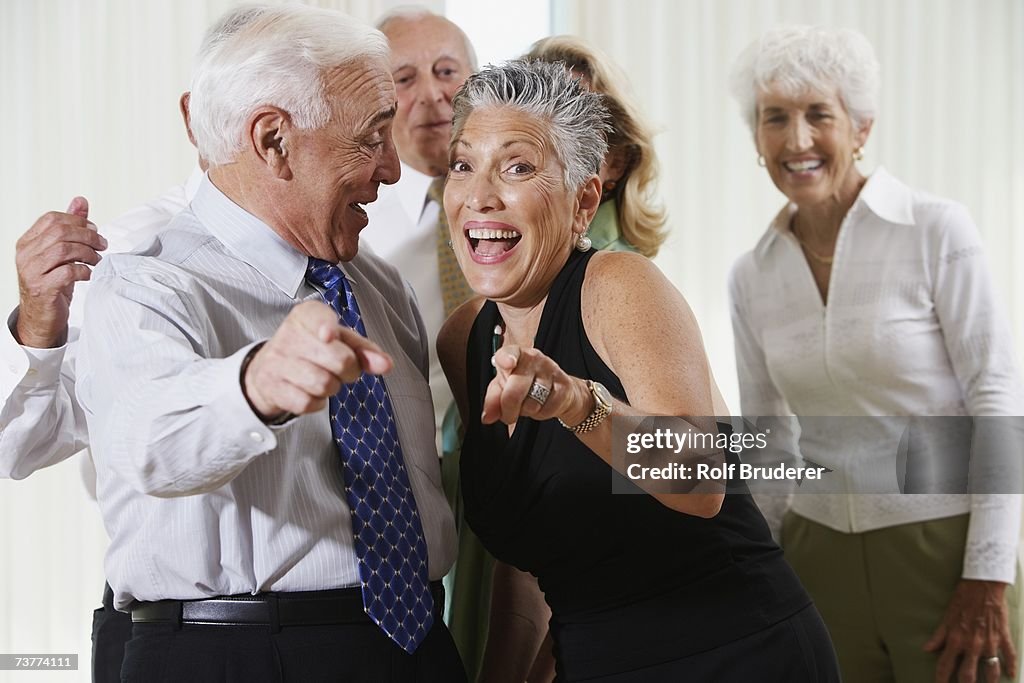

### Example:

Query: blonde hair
xmin=525 ymin=35 xmax=667 ymax=257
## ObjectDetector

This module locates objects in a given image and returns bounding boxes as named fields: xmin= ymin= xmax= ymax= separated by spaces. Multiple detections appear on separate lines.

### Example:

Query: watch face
xmin=592 ymin=382 xmax=613 ymax=408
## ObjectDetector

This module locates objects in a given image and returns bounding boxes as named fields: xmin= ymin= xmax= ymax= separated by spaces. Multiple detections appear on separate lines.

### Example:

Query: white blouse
xmin=729 ymin=167 xmax=1022 ymax=583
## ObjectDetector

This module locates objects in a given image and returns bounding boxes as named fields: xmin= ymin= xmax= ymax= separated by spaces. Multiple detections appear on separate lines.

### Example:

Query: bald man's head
xmin=379 ymin=11 xmax=476 ymax=177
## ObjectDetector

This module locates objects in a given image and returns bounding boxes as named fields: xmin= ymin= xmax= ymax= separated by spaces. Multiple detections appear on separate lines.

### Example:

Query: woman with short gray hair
xmin=729 ymin=25 xmax=1023 ymax=682
xmin=439 ymin=60 xmax=838 ymax=681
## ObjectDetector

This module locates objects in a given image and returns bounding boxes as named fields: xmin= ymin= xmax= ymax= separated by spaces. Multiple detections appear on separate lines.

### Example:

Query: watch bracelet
xmin=557 ymin=380 xmax=611 ymax=433
xmin=557 ymin=407 xmax=608 ymax=434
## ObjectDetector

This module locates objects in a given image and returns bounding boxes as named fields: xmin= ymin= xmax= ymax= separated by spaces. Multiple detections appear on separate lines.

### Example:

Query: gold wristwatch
xmin=559 ymin=380 xmax=613 ymax=434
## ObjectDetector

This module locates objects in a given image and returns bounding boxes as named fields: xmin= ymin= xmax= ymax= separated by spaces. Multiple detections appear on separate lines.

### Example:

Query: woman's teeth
xmin=467 ymin=228 xmax=519 ymax=240
xmin=784 ymin=160 xmax=824 ymax=172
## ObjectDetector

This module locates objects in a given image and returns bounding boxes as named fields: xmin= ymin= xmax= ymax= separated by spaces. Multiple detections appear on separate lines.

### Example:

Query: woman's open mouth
xmin=465 ymin=224 xmax=522 ymax=264
xmin=782 ymin=158 xmax=825 ymax=179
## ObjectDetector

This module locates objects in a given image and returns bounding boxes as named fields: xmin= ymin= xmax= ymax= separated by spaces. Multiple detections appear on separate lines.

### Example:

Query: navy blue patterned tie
xmin=305 ymin=258 xmax=433 ymax=653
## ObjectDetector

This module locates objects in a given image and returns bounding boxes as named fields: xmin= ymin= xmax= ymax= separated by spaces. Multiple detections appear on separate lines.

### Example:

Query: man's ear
xmin=179 ymin=92 xmax=196 ymax=148
xmin=573 ymin=175 xmax=603 ymax=235
xmin=250 ymin=107 xmax=292 ymax=180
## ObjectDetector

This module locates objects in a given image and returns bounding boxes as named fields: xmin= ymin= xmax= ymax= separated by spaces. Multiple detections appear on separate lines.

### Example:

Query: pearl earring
xmin=575 ymin=232 xmax=592 ymax=252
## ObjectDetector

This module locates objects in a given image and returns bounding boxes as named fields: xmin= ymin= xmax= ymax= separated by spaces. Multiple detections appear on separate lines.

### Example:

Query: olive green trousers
xmin=783 ymin=512 xmax=1020 ymax=682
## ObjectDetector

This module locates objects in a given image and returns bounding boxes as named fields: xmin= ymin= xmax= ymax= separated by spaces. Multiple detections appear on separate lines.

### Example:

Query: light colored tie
xmin=427 ymin=177 xmax=475 ymax=317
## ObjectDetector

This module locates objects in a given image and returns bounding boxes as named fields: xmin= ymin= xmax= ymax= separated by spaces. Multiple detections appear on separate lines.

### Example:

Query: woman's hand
xmin=924 ymin=579 xmax=1016 ymax=683
xmin=482 ymin=344 xmax=592 ymax=428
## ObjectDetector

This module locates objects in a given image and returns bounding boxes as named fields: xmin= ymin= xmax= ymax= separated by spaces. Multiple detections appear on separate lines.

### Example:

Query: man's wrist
xmin=14 ymin=314 xmax=68 ymax=349
xmin=240 ymin=343 xmax=296 ymax=426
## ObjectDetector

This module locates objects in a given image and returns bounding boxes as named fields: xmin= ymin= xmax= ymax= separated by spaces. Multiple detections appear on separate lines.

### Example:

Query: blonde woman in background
xmin=728 ymin=25 xmax=1023 ymax=683
xmin=525 ymin=35 xmax=666 ymax=258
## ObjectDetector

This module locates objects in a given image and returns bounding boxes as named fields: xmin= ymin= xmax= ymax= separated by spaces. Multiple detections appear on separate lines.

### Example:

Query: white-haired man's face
xmin=383 ymin=15 xmax=474 ymax=177
xmin=283 ymin=58 xmax=401 ymax=262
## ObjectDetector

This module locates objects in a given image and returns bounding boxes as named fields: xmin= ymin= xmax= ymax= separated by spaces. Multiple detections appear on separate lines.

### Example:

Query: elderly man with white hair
xmin=75 ymin=5 xmax=463 ymax=680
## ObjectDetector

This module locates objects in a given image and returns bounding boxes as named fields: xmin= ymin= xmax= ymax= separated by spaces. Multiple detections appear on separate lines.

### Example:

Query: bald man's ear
xmin=251 ymin=108 xmax=292 ymax=180
xmin=179 ymin=92 xmax=197 ymax=148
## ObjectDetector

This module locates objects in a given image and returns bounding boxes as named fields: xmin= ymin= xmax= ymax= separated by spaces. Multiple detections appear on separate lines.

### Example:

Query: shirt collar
xmin=754 ymin=166 xmax=914 ymax=261
xmin=754 ymin=203 xmax=796 ymax=260
xmin=184 ymin=165 xmax=205 ymax=202
xmin=392 ymin=162 xmax=437 ymax=222
xmin=191 ymin=174 xmax=309 ymax=298
xmin=856 ymin=166 xmax=915 ymax=226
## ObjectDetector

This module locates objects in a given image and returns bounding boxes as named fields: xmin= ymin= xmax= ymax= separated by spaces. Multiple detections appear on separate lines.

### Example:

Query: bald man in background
xmin=363 ymin=8 xmax=476 ymax=438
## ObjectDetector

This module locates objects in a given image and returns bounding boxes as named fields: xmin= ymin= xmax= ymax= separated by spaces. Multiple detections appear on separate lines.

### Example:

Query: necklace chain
xmin=792 ymin=216 xmax=835 ymax=266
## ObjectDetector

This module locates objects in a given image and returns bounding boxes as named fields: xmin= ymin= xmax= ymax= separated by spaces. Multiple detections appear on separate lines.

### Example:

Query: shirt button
xmin=249 ymin=431 xmax=264 ymax=443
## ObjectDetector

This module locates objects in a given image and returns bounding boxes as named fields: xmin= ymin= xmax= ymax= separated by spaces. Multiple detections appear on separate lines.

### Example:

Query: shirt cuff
xmin=216 ymin=341 xmax=280 ymax=451
xmin=0 ymin=308 xmax=70 ymax=392
xmin=962 ymin=495 xmax=1022 ymax=584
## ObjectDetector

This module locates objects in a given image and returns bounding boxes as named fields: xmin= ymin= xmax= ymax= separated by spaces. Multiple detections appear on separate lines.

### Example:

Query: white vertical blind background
xmin=1 ymin=1 xmax=1022 ymax=680
xmin=556 ymin=0 xmax=1024 ymax=413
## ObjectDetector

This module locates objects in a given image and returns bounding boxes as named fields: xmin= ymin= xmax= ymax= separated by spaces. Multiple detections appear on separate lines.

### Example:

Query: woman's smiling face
xmin=755 ymin=85 xmax=871 ymax=209
xmin=444 ymin=106 xmax=595 ymax=307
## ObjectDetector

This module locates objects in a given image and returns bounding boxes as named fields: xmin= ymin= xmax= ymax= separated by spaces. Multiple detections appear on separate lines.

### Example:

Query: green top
xmin=588 ymin=199 xmax=638 ymax=253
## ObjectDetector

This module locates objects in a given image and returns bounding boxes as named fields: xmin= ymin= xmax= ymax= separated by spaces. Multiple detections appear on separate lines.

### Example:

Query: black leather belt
xmin=130 ymin=582 xmax=444 ymax=628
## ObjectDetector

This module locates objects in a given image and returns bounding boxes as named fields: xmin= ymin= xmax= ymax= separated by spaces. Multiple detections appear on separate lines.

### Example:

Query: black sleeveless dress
xmin=460 ymin=250 xmax=837 ymax=681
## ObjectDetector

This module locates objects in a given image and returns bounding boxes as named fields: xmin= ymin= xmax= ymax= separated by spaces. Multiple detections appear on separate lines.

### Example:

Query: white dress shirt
xmin=730 ymin=167 xmax=1022 ymax=583
xmin=77 ymin=176 xmax=457 ymax=609
xmin=0 ymin=169 xmax=203 ymax=480
xmin=360 ymin=163 xmax=452 ymax=439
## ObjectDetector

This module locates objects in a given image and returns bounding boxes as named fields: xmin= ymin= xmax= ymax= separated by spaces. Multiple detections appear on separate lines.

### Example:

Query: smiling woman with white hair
xmin=728 ymin=25 xmax=1024 ymax=683
xmin=438 ymin=59 xmax=838 ymax=682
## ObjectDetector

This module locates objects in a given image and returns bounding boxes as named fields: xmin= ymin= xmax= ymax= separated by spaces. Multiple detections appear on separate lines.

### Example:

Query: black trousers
xmin=118 ymin=606 xmax=467 ymax=682
xmin=91 ymin=583 xmax=133 ymax=683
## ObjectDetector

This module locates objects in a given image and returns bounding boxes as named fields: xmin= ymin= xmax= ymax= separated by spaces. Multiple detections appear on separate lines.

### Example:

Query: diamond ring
xmin=527 ymin=381 xmax=550 ymax=406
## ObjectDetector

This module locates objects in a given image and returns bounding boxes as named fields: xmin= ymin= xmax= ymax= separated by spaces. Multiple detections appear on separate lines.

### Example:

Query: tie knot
xmin=426 ymin=176 xmax=445 ymax=207
xmin=306 ymin=257 xmax=346 ymax=293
